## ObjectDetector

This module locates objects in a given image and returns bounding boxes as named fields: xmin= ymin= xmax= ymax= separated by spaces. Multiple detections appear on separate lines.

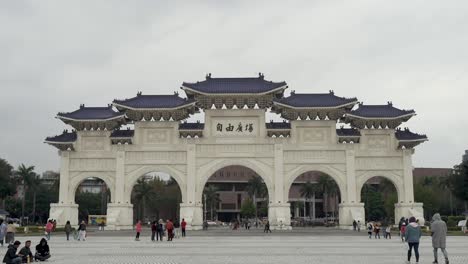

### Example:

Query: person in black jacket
xmin=34 ymin=238 xmax=50 ymax=261
xmin=2 ymin=240 xmax=21 ymax=264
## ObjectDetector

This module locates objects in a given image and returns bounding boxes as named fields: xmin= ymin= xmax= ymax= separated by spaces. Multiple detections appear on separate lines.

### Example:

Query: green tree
xmin=240 ymin=198 xmax=256 ymax=218
xmin=0 ymin=158 xmax=15 ymax=209
xmin=16 ymin=164 xmax=36 ymax=225
xmin=203 ymin=185 xmax=220 ymax=220
xmin=450 ymin=161 xmax=468 ymax=211
xmin=316 ymin=175 xmax=339 ymax=222
xmin=132 ymin=178 xmax=158 ymax=221
xmin=246 ymin=176 xmax=267 ymax=221
xmin=299 ymin=181 xmax=316 ymax=219
xmin=362 ymin=185 xmax=385 ymax=221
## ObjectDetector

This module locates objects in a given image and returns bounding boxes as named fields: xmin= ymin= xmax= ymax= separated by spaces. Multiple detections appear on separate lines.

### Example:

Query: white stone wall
xmin=50 ymin=109 xmax=424 ymax=229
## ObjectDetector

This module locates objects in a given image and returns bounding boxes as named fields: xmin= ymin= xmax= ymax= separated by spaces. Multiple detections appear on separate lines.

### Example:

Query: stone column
xmin=394 ymin=149 xmax=425 ymax=225
xmin=179 ymin=144 xmax=203 ymax=230
xmin=106 ymin=150 xmax=133 ymax=230
xmin=312 ymin=194 xmax=316 ymax=220
xmin=267 ymin=144 xmax=291 ymax=229
xmin=50 ymin=151 xmax=79 ymax=227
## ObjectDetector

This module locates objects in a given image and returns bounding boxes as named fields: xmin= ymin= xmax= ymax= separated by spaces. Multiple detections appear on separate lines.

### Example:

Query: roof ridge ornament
xmin=174 ymin=91 xmax=179 ymax=96
xmin=329 ymin=90 xmax=334 ymax=95
xmin=387 ymin=101 xmax=393 ymax=106
xmin=291 ymin=90 xmax=295 ymax=95
xmin=206 ymin=73 xmax=212 ymax=80
xmin=137 ymin=91 xmax=142 ymax=96
xmin=259 ymin=72 xmax=264 ymax=79
xmin=80 ymin=104 xmax=85 ymax=109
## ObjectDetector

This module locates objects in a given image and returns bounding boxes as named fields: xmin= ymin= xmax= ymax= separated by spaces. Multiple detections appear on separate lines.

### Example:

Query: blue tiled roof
xmin=336 ymin=128 xmax=361 ymax=137
xmin=113 ymin=93 xmax=195 ymax=109
xmin=266 ymin=121 xmax=291 ymax=129
xmin=179 ymin=122 xmax=205 ymax=130
xmin=57 ymin=105 xmax=124 ymax=120
xmin=274 ymin=91 xmax=357 ymax=108
xmin=348 ymin=103 xmax=415 ymax=118
xmin=110 ymin=129 xmax=134 ymax=138
xmin=395 ymin=128 xmax=427 ymax=141
xmin=182 ymin=73 xmax=287 ymax=94
xmin=45 ymin=130 xmax=77 ymax=142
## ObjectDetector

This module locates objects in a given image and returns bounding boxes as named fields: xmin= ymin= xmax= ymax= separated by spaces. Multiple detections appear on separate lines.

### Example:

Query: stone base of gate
xmin=106 ymin=203 xmax=133 ymax=230
xmin=395 ymin=202 xmax=425 ymax=225
xmin=180 ymin=203 xmax=203 ymax=230
xmin=268 ymin=203 xmax=292 ymax=230
xmin=338 ymin=203 xmax=365 ymax=228
xmin=49 ymin=203 xmax=79 ymax=227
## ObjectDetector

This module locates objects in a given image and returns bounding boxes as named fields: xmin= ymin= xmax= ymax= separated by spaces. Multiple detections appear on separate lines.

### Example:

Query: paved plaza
xmin=2 ymin=230 xmax=468 ymax=264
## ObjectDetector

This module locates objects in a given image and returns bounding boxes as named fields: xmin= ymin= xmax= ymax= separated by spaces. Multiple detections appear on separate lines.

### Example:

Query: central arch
xmin=197 ymin=159 xmax=274 ymax=203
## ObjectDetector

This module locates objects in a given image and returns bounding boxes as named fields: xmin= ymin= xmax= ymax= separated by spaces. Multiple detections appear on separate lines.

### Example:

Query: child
xmin=385 ymin=225 xmax=392 ymax=239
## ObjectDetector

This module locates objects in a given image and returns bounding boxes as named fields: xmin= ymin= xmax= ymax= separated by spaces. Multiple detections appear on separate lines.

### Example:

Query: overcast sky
xmin=1 ymin=0 xmax=467 ymax=173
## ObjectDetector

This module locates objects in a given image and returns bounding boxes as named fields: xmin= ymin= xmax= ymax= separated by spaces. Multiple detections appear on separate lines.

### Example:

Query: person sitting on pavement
xmin=2 ymin=240 xmax=22 ymax=264
xmin=18 ymin=240 xmax=33 ymax=263
xmin=34 ymin=238 xmax=51 ymax=261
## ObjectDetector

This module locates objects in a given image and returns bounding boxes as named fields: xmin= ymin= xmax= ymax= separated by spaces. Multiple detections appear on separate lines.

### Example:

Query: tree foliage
xmin=0 ymin=158 xmax=15 ymax=206
xmin=450 ymin=161 xmax=468 ymax=207
xmin=240 ymin=198 xmax=256 ymax=218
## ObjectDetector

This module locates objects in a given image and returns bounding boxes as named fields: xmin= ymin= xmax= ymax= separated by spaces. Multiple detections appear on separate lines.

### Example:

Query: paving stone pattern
xmin=1 ymin=233 xmax=467 ymax=264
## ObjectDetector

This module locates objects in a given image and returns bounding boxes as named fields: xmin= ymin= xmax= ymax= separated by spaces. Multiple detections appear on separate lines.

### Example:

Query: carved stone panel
xmin=365 ymin=135 xmax=390 ymax=149
xmin=196 ymin=144 xmax=274 ymax=157
xmin=284 ymin=150 xmax=345 ymax=164
xmin=299 ymin=127 xmax=330 ymax=144
xmin=125 ymin=151 xmax=187 ymax=164
xmin=69 ymin=158 xmax=116 ymax=171
xmin=143 ymin=129 xmax=170 ymax=144
xmin=81 ymin=137 xmax=107 ymax=151
xmin=355 ymin=157 xmax=402 ymax=170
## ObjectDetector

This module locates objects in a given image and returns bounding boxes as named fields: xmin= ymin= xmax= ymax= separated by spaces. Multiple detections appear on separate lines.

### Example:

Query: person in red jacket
xmin=181 ymin=219 xmax=187 ymax=237
xmin=165 ymin=220 xmax=174 ymax=241
xmin=135 ymin=220 xmax=142 ymax=241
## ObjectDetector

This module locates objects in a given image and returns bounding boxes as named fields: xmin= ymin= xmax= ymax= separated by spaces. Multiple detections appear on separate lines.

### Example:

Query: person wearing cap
xmin=2 ymin=240 xmax=22 ymax=264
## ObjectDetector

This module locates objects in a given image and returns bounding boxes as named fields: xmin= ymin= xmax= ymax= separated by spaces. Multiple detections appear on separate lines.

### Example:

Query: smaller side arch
xmin=284 ymin=164 xmax=347 ymax=203
xmin=68 ymin=172 xmax=115 ymax=203
xmin=356 ymin=171 xmax=405 ymax=203
xmin=124 ymin=165 xmax=187 ymax=203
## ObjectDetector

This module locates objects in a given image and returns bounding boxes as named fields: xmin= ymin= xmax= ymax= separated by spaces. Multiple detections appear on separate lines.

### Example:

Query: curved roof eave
xmin=180 ymin=85 xmax=287 ymax=96
xmin=112 ymin=101 xmax=197 ymax=111
xmin=272 ymin=100 xmax=358 ymax=110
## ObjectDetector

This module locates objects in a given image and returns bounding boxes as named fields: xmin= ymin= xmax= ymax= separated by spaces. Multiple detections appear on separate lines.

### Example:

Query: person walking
xmin=174 ymin=219 xmax=180 ymax=239
xmin=2 ymin=240 xmax=22 ymax=264
xmin=374 ymin=223 xmax=381 ymax=239
xmin=156 ymin=219 xmax=164 ymax=242
xmin=151 ymin=221 xmax=157 ymax=242
xmin=45 ymin=220 xmax=53 ymax=240
xmin=34 ymin=238 xmax=51 ymax=261
xmin=264 ymin=221 xmax=272 ymax=233
xmin=64 ymin=221 xmax=72 ymax=241
xmin=357 ymin=220 xmax=361 ymax=232
xmin=166 ymin=220 xmax=174 ymax=241
xmin=405 ymin=216 xmax=422 ymax=264
xmin=135 ymin=220 xmax=142 ymax=241
xmin=400 ymin=223 xmax=407 ymax=242
xmin=0 ymin=219 xmax=6 ymax=247
xmin=181 ymin=219 xmax=187 ymax=237
xmin=77 ymin=221 xmax=87 ymax=241
xmin=385 ymin=225 xmax=392 ymax=239
xmin=367 ymin=222 xmax=373 ymax=239
xmin=431 ymin=213 xmax=449 ymax=264
xmin=352 ymin=220 xmax=357 ymax=231
xmin=5 ymin=221 xmax=16 ymax=245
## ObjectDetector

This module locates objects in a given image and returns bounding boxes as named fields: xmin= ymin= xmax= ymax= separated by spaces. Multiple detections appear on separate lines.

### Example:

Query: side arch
xmin=356 ymin=170 xmax=405 ymax=203
xmin=68 ymin=172 xmax=115 ymax=203
xmin=284 ymin=164 xmax=347 ymax=202
xmin=124 ymin=165 xmax=187 ymax=203
xmin=196 ymin=158 xmax=275 ymax=203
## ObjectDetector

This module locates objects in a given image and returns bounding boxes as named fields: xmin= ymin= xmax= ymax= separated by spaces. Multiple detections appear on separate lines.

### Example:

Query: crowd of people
xmin=136 ymin=218 xmax=187 ymax=242
xmin=352 ymin=213 xmax=450 ymax=264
